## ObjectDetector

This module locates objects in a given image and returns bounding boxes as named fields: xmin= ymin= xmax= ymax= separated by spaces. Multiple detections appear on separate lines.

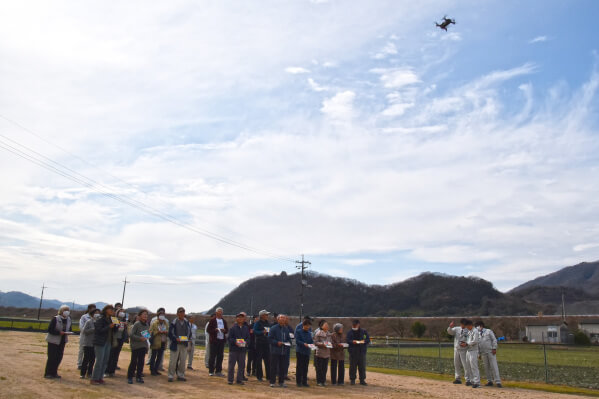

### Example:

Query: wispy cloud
xmin=285 ymin=66 xmax=310 ymax=74
xmin=529 ymin=35 xmax=548 ymax=44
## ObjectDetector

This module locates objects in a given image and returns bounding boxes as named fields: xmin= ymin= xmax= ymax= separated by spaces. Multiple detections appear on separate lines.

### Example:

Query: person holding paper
xmin=91 ymin=304 xmax=117 ymax=385
xmin=330 ymin=323 xmax=347 ymax=385
xmin=253 ymin=309 xmax=271 ymax=382
xmin=80 ymin=308 xmax=100 ymax=379
xmin=346 ymin=319 xmax=370 ymax=386
xmin=283 ymin=316 xmax=294 ymax=381
xmin=147 ymin=307 xmax=168 ymax=371
xmin=149 ymin=308 xmax=169 ymax=376
xmin=267 ymin=314 xmax=290 ymax=388
xmin=227 ymin=312 xmax=250 ymax=385
xmin=127 ymin=309 xmax=149 ymax=384
xmin=207 ymin=307 xmax=228 ymax=377
xmin=44 ymin=304 xmax=72 ymax=379
xmin=295 ymin=319 xmax=314 ymax=387
xmin=167 ymin=307 xmax=192 ymax=382
xmin=314 ymin=321 xmax=332 ymax=386
xmin=106 ymin=303 xmax=128 ymax=377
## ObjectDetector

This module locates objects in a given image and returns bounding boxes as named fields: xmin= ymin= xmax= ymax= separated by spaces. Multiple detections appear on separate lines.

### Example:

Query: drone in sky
xmin=435 ymin=15 xmax=456 ymax=31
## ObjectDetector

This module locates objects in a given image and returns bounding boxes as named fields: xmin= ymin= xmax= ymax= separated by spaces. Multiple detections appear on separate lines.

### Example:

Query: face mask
xmin=118 ymin=312 xmax=125 ymax=318
xmin=93 ymin=313 xmax=101 ymax=320
xmin=352 ymin=327 xmax=359 ymax=331
xmin=62 ymin=311 xmax=70 ymax=317
xmin=477 ymin=326 xmax=483 ymax=331
xmin=159 ymin=315 xmax=166 ymax=321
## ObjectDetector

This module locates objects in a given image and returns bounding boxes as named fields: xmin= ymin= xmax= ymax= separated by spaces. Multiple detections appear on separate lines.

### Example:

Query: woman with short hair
xmin=149 ymin=309 xmax=169 ymax=375
xmin=330 ymin=323 xmax=346 ymax=385
xmin=127 ymin=309 xmax=150 ymax=384
xmin=314 ymin=321 xmax=331 ymax=387
xmin=80 ymin=308 xmax=101 ymax=379
xmin=91 ymin=304 xmax=116 ymax=384
xmin=44 ymin=305 xmax=72 ymax=379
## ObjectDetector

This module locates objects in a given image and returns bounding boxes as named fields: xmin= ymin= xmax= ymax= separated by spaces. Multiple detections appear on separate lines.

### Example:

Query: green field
xmin=0 ymin=319 xmax=80 ymax=332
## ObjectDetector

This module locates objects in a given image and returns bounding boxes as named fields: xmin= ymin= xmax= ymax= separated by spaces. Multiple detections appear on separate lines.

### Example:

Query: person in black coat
xmin=91 ymin=304 xmax=117 ymax=384
xmin=346 ymin=319 xmax=370 ymax=386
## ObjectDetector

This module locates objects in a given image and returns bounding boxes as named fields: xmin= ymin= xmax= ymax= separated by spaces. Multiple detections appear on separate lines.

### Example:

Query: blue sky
xmin=0 ymin=0 xmax=598 ymax=312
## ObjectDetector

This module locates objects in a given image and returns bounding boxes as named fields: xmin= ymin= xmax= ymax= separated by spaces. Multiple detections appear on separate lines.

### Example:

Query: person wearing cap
xmin=149 ymin=308 xmax=169 ymax=376
xmin=253 ymin=310 xmax=271 ymax=382
xmin=475 ymin=321 xmax=502 ymax=388
xmin=168 ymin=307 xmax=192 ymax=382
xmin=330 ymin=323 xmax=347 ymax=385
xmin=77 ymin=303 xmax=96 ymax=370
xmin=246 ymin=315 xmax=257 ymax=377
xmin=295 ymin=319 xmax=314 ymax=387
xmin=44 ymin=304 xmax=72 ymax=379
xmin=447 ymin=318 xmax=470 ymax=385
xmin=187 ymin=315 xmax=198 ymax=370
xmin=207 ymin=307 xmax=228 ymax=377
xmin=227 ymin=312 xmax=250 ymax=385
xmin=346 ymin=319 xmax=370 ymax=386
xmin=268 ymin=314 xmax=290 ymax=388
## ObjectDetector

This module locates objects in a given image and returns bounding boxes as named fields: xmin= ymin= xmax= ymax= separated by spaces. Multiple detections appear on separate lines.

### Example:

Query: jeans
xmin=296 ymin=353 xmax=310 ymax=385
xmin=227 ymin=349 xmax=247 ymax=383
xmin=269 ymin=353 xmax=286 ymax=385
xmin=92 ymin=342 xmax=111 ymax=381
xmin=80 ymin=346 xmax=95 ymax=377
xmin=208 ymin=339 xmax=225 ymax=373
xmin=255 ymin=342 xmax=270 ymax=380
xmin=315 ymin=356 xmax=329 ymax=384
xmin=246 ymin=345 xmax=256 ymax=374
xmin=149 ymin=343 xmax=165 ymax=373
xmin=127 ymin=347 xmax=147 ymax=379
xmin=44 ymin=341 xmax=65 ymax=377
xmin=349 ymin=353 xmax=366 ymax=383
xmin=330 ymin=359 xmax=344 ymax=384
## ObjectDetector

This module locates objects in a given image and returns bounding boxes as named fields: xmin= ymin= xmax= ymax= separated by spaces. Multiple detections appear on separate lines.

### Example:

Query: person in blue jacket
xmin=253 ymin=310 xmax=271 ymax=382
xmin=346 ymin=319 xmax=370 ymax=386
xmin=268 ymin=314 xmax=290 ymax=388
xmin=295 ymin=319 xmax=314 ymax=387
xmin=227 ymin=312 xmax=250 ymax=385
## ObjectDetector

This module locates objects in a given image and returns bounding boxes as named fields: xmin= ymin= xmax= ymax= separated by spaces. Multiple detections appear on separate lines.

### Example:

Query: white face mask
xmin=159 ymin=315 xmax=166 ymax=321
xmin=352 ymin=327 xmax=359 ymax=331
xmin=93 ymin=313 xmax=101 ymax=320
xmin=62 ymin=311 xmax=70 ymax=317
xmin=118 ymin=312 xmax=125 ymax=318
xmin=477 ymin=326 xmax=483 ymax=331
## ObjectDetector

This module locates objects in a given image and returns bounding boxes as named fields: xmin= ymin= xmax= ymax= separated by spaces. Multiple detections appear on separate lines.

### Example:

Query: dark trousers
xmin=349 ymin=353 xmax=366 ymax=383
xmin=127 ymin=347 xmax=147 ymax=379
xmin=246 ymin=346 xmax=256 ymax=374
xmin=80 ymin=346 xmax=96 ymax=377
xmin=149 ymin=342 xmax=165 ymax=373
xmin=315 ymin=356 xmax=329 ymax=384
xmin=106 ymin=340 xmax=123 ymax=374
xmin=284 ymin=350 xmax=290 ymax=378
xmin=44 ymin=342 xmax=65 ymax=377
xmin=330 ymin=359 xmax=345 ymax=384
xmin=255 ymin=342 xmax=270 ymax=380
xmin=269 ymin=353 xmax=286 ymax=384
xmin=296 ymin=353 xmax=310 ymax=385
xmin=208 ymin=339 xmax=225 ymax=373
xmin=228 ymin=349 xmax=247 ymax=383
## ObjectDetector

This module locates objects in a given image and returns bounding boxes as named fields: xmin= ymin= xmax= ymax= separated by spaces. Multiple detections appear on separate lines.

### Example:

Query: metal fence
xmin=367 ymin=338 xmax=599 ymax=390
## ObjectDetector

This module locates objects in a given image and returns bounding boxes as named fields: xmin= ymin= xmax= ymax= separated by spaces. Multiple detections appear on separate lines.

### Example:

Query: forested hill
xmin=209 ymin=271 xmax=542 ymax=317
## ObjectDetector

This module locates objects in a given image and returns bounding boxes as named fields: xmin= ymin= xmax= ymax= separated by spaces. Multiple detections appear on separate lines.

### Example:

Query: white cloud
xmin=285 ymin=66 xmax=310 ymax=74
xmin=441 ymin=32 xmax=462 ymax=41
xmin=308 ymin=78 xmax=328 ymax=92
xmin=320 ymin=90 xmax=356 ymax=120
xmin=372 ymin=68 xmax=420 ymax=88
xmin=342 ymin=259 xmax=375 ymax=266
xmin=374 ymin=41 xmax=398 ymax=59
xmin=529 ymin=35 xmax=548 ymax=44
xmin=574 ymin=243 xmax=599 ymax=252
xmin=381 ymin=102 xmax=414 ymax=116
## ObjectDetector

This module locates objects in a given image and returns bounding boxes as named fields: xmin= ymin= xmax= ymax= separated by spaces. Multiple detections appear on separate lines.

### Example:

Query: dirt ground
xmin=0 ymin=331 xmax=591 ymax=399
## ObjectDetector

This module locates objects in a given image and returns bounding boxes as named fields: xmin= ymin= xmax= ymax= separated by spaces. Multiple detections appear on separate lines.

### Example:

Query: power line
xmin=0 ymin=134 xmax=295 ymax=262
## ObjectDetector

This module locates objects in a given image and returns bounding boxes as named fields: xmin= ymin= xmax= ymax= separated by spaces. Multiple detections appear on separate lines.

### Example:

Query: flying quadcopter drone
xmin=435 ymin=15 xmax=456 ymax=31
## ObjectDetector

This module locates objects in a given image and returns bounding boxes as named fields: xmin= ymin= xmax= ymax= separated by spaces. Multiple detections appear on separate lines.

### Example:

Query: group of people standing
xmin=447 ymin=319 xmax=502 ymax=389
xmin=44 ymin=303 xmax=371 ymax=389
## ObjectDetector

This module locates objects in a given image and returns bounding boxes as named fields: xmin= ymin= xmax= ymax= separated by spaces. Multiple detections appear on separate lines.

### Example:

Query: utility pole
xmin=250 ymin=296 xmax=253 ymax=317
xmin=121 ymin=277 xmax=128 ymax=309
xmin=295 ymin=255 xmax=311 ymax=321
xmin=561 ymin=288 xmax=566 ymax=322
xmin=37 ymin=283 xmax=46 ymax=320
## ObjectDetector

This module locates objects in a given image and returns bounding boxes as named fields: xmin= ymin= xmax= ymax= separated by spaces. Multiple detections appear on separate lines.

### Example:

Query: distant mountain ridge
xmin=0 ymin=290 xmax=107 ymax=311
xmin=511 ymin=261 xmax=599 ymax=295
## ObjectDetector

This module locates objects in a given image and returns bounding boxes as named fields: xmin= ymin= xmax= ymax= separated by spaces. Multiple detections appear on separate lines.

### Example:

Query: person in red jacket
xmin=207 ymin=307 xmax=228 ymax=376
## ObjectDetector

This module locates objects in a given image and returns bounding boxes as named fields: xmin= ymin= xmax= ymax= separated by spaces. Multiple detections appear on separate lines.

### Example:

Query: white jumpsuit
xmin=479 ymin=327 xmax=501 ymax=384
xmin=447 ymin=326 xmax=470 ymax=382
xmin=465 ymin=327 xmax=480 ymax=385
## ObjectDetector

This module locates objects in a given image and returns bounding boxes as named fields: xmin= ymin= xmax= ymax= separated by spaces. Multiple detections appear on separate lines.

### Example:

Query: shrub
xmin=574 ymin=331 xmax=591 ymax=346
xmin=411 ymin=321 xmax=426 ymax=338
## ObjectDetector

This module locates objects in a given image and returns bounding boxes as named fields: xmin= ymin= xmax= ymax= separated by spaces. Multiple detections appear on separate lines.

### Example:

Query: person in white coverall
xmin=474 ymin=321 xmax=502 ymax=388
xmin=463 ymin=320 xmax=480 ymax=388
xmin=447 ymin=318 xmax=470 ymax=384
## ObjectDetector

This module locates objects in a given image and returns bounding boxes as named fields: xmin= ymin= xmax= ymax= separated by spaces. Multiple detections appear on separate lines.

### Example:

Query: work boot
xmin=486 ymin=381 xmax=493 ymax=386
xmin=453 ymin=379 xmax=462 ymax=384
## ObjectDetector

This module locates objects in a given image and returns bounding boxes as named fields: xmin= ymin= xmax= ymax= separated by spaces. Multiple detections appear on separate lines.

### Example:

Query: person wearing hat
xmin=268 ymin=314 xmax=291 ymax=388
xmin=167 ymin=307 xmax=192 ymax=382
xmin=207 ymin=307 xmax=228 ymax=377
xmin=227 ymin=312 xmax=250 ymax=385
xmin=253 ymin=309 xmax=271 ymax=382
xmin=346 ymin=319 xmax=370 ymax=386
xmin=330 ymin=323 xmax=347 ymax=385
xmin=295 ymin=318 xmax=314 ymax=387
xmin=246 ymin=314 xmax=257 ymax=377
xmin=44 ymin=304 xmax=72 ymax=379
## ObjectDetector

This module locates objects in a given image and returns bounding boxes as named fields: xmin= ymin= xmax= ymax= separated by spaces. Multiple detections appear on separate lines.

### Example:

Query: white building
xmin=525 ymin=321 xmax=570 ymax=344
xmin=578 ymin=319 xmax=599 ymax=343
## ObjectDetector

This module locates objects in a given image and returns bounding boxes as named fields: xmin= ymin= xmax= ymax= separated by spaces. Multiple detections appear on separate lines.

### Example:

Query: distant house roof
xmin=525 ymin=321 xmax=561 ymax=327
xmin=579 ymin=319 xmax=599 ymax=325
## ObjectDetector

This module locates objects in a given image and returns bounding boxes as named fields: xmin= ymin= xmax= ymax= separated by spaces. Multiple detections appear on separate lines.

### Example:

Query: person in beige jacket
xmin=330 ymin=323 xmax=347 ymax=385
xmin=314 ymin=321 xmax=332 ymax=387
